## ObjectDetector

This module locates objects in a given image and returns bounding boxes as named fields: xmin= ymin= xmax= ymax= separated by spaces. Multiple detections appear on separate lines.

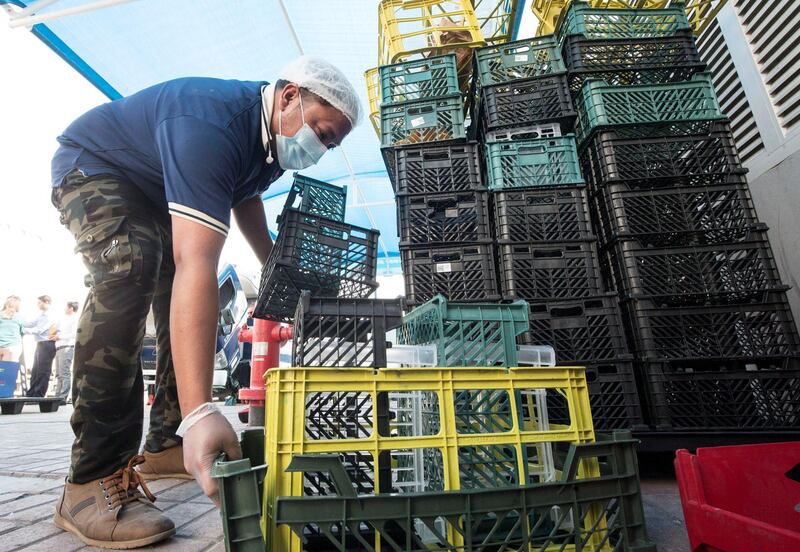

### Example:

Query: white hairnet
xmin=279 ymin=56 xmax=362 ymax=127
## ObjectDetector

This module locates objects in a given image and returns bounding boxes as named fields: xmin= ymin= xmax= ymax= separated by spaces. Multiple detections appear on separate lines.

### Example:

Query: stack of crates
xmin=471 ymin=35 xmax=643 ymax=432
xmin=561 ymin=1 xmax=800 ymax=440
xmin=379 ymin=53 xmax=500 ymax=306
xmin=253 ymin=174 xmax=380 ymax=322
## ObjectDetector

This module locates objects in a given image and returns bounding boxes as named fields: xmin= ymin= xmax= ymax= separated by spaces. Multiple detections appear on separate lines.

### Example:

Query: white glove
xmin=179 ymin=403 xmax=242 ymax=506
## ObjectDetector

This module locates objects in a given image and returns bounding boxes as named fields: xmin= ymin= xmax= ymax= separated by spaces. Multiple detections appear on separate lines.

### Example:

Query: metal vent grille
xmin=735 ymin=0 xmax=800 ymax=132
xmin=696 ymin=17 xmax=765 ymax=161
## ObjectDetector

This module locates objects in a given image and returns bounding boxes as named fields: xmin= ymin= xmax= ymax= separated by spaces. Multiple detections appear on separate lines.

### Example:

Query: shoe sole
xmin=54 ymin=510 xmax=176 ymax=549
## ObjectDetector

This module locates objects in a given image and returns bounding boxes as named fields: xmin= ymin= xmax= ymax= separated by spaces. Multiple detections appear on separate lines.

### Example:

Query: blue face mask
xmin=276 ymin=94 xmax=328 ymax=171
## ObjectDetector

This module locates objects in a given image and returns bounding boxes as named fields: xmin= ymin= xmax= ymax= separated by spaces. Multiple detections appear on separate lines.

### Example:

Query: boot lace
xmin=99 ymin=455 xmax=156 ymax=511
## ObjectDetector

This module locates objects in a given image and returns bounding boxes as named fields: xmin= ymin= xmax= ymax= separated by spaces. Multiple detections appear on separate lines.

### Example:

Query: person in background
xmin=54 ymin=301 xmax=79 ymax=402
xmin=0 ymin=295 xmax=24 ymax=361
xmin=25 ymin=295 xmax=56 ymax=397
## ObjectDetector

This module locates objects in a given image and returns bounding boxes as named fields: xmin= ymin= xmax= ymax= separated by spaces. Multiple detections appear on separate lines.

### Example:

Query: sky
xmin=0 ymin=3 xmax=537 ymax=321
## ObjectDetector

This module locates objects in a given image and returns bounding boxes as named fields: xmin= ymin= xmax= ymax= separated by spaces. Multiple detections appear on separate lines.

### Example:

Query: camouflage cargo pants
xmin=53 ymin=171 xmax=182 ymax=484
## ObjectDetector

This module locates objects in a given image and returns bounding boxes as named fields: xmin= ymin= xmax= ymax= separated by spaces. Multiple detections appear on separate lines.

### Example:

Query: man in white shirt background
xmin=54 ymin=301 xmax=78 ymax=402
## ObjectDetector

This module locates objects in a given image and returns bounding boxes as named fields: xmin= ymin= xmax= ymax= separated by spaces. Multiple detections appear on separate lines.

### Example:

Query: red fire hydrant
xmin=238 ymin=318 xmax=292 ymax=426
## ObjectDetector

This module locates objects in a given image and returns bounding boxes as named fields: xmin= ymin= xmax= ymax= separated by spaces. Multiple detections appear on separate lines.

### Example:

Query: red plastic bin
xmin=675 ymin=442 xmax=800 ymax=552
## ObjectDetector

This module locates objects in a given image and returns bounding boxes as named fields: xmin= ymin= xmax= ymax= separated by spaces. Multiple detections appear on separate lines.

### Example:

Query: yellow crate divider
xmin=262 ymin=366 xmax=601 ymax=551
xmin=364 ymin=66 xmax=382 ymax=137
xmin=378 ymin=0 xmax=487 ymax=66
xmin=472 ymin=0 xmax=521 ymax=45
xmin=532 ymin=0 xmax=728 ymax=37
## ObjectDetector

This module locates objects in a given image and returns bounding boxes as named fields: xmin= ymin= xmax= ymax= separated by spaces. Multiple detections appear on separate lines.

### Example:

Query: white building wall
xmin=699 ymin=1 xmax=800 ymax=318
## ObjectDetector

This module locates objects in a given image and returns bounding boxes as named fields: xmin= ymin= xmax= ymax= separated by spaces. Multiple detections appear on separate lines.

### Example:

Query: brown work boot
xmin=137 ymin=446 xmax=193 ymax=481
xmin=53 ymin=455 xmax=175 ymax=549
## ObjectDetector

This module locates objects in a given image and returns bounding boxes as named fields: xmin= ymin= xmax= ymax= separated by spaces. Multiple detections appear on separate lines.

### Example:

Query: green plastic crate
xmin=380 ymin=94 xmax=466 ymax=148
xmin=379 ymin=54 xmax=459 ymax=106
xmin=397 ymin=294 xmax=529 ymax=366
xmin=557 ymin=0 xmax=691 ymax=43
xmin=485 ymin=135 xmax=584 ymax=189
xmin=475 ymin=36 xmax=566 ymax=87
xmin=212 ymin=428 xmax=266 ymax=552
xmin=274 ymin=431 xmax=657 ymax=552
xmin=279 ymin=174 xmax=347 ymax=223
xmin=574 ymin=72 xmax=725 ymax=146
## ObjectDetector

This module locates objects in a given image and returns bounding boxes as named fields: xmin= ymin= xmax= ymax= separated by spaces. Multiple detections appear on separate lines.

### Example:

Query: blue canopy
xmin=3 ymin=0 xmax=524 ymax=274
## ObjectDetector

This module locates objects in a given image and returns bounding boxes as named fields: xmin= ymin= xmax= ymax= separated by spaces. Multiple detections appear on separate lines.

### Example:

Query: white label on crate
xmin=435 ymin=262 xmax=453 ymax=273
xmin=410 ymin=116 xmax=426 ymax=127
xmin=515 ymin=54 xmax=529 ymax=62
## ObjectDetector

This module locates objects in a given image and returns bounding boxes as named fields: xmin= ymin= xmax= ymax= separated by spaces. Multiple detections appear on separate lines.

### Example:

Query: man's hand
xmin=182 ymin=409 xmax=242 ymax=505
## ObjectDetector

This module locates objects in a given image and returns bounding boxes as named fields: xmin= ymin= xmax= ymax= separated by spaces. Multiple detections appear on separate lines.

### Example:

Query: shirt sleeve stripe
xmin=168 ymin=203 xmax=229 ymax=236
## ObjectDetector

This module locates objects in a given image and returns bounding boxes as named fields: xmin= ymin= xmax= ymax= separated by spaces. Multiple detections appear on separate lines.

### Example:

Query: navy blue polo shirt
xmin=51 ymin=77 xmax=283 ymax=236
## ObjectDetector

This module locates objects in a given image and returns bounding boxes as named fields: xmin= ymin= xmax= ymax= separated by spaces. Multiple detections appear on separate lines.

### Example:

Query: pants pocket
xmin=74 ymin=216 xmax=139 ymax=288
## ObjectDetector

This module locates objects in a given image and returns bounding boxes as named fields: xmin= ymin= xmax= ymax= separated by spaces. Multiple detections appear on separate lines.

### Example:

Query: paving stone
xmin=0 ymin=475 xmax=63 ymax=494
xmin=4 ymin=519 xmax=63 ymax=550
xmin=178 ymin=509 xmax=224 ymax=540
xmin=161 ymin=500 xmax=216 ymax=529
xmin=0 ymin=492 xmax=57 ymax=518
xmin=156 ymin=482 xmax=205 ymax=503
xmin=0 ymin=518 xmax=22 ymax=534
xmin=22 ymin=530 xmax=85 ymax=552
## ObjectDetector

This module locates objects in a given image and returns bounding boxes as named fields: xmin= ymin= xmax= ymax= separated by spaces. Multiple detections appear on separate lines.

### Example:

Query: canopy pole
xmin=276 ymin=0 xmax=304 ymax=54
xmin=8 ymin=0 xmax=140 ymax=28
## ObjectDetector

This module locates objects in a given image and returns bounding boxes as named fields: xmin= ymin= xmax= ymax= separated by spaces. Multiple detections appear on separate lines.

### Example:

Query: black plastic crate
xmin=579 ymin=120 xmax=746 ymax=188
xmin=492 ymin=185 xmax=593 ymax=242
xmin=279 ymin=174 xmax=347 ymax=223
xmin=521 ymin=293 xmax=629 ymax=363
xmin=498 ymin=240 xmax=604 ymax=301
xmin=396 ymin=190 xmax=491 ymax=246
xmin=292 ymin=291 xmax=404 ymax=368
xmin=545 ymin=358 xmax=645 ymax=432
xmin=400 ymin=242 xmax=500 ymax=305
xmin=474 ymin=73 xmax=576 ymax=133
xmin=622 ymin=291 xmax=800 ymax=361
xmin=641 ymin=357 xmax=800 ymax=432
xmin=254 ymin=210 xmax=380 ymax=322
xmin=388 ymin=141 xmax=485 ymax=195
xmin=563 ymin=32 xmax=706 ymax=95
xmin=601 ymin=229 xmax=784 ymax=306
xmin=591 ymin=179 xmax=762 ymax=248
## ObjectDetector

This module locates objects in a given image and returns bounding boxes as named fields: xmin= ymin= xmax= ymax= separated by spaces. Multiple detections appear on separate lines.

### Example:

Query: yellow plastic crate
xmin=532 ymin=0 xmax=727 ymax=37
xmin=364 ymin=67 xmax=381 ymax=137
xmin=378 ymin=0 xmax=486 ymax=66
xmin=262 ymin=366 xmax=600 ymax=551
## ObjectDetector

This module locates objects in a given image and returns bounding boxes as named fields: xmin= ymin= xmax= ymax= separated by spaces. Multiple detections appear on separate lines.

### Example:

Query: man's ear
xmin=278 ymin=83 xmax=300 ymax=111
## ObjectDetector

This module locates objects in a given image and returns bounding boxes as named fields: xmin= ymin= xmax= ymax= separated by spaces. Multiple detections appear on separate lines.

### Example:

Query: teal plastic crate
xmin=475 ymin=36 xmax=566 ymax=87
xmin=574 ymin=72 xmax=725 ymax=146
xmin=557 ymin=0 xmax=691 ymax=43
xmin=212 ymin=428 xmax=266 ymax=552
xmin=379 ymin=54 xmax=459 ymax=106
xmin=485 ymin=135 xmax=584 ymax=189
xmin=397 ymin=294 xmax=529 ymax=366
xmin=380 ymin=94 xmax=466 ymax=148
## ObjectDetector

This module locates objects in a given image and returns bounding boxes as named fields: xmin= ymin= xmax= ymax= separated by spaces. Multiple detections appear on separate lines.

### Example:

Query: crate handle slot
xmin=433 ymin=252 xmax=462 ymax=262
xmin=550 ymin=305 xmax=584 ymax=318
xmin=519 ymin=146 xmax=546 ymax=154
xmin=421 ymin=150 xmax=450 ymax=161
xmin=407 ymin=105 xmax=434 ymax=116
xmin=428 ymin=197 xmax=459 ymax=212
xmin=533 ymin=248 xmax=564 ymax=259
